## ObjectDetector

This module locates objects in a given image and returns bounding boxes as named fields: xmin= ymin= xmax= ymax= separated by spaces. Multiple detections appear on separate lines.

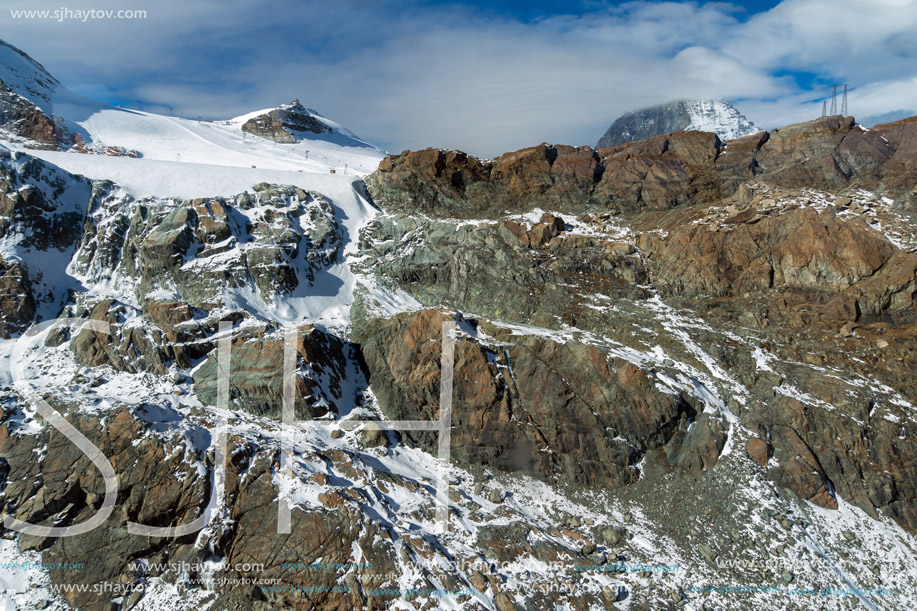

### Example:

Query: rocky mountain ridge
xmin=1 ymin=112 xmax=914 ymax=610
xmin=360 ymin=115 xmax=917 ymax=531
xmin=374 ymin=115 xmax=916 ymax=219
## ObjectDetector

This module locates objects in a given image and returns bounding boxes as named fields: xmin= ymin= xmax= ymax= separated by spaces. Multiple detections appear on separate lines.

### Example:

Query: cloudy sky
xmin=2 ymin=0 xmax=915 ymax=156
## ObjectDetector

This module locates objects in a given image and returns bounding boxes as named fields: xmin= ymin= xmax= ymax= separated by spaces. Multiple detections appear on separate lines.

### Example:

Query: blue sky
xmin=2 ymin=0 xmax=915 ymax=156
xmin=413 ymin=0 xmax=783 ymax=21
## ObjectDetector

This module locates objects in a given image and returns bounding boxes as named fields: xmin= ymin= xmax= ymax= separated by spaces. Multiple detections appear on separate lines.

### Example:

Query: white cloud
xmin=724 ymin=0 xmax=917 ymax=81
xmin=848 ymin=77 xmax=917 ymax=118
xmin=1 ymin=0 xmax=915 ymax=156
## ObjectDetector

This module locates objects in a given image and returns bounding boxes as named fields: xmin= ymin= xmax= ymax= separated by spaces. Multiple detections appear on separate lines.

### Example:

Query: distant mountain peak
xmin=597 ymin=98 xmax=760 ymax=148
xmin=237 ymin=101 xmax=334 ymax=143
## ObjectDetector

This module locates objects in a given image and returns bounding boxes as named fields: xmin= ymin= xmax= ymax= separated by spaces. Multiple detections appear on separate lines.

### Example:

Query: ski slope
xmin=69 ymin=106 xmax=386 ymax=176
xmin=10 ymin=147 xmax=375 ymax=201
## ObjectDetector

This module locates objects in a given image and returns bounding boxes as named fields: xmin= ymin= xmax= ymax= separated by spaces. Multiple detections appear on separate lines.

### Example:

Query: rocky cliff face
xmin=597 ymin=99 xmax=760 ymax=148
xmin=0 ymin=81 xmax=60 ymax=148
xmin=1 ymin=112 xmax=917 ymax=611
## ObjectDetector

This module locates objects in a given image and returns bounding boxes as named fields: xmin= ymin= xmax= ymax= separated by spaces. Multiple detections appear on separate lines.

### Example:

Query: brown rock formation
xmin=637 ymin=207 xmax=896 ymax=297
xmin=240 ymin=100 xmax=332 ymax=143
xmin=595 ymin=130 xmax=723 ymax=213
xmin=745 ymin=438 xmax=771 ymax=467
xmin=355 ymin=309 xmax=703 ymax=488
xmin=0 ymin=80 xmax=60 ymax=149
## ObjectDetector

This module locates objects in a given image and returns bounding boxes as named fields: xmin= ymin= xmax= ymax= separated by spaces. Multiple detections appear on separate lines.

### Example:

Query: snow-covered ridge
xmin=0 ymin=37 xmax=389 ymax=350
xmin=0 ymin=39 xmax=60 ymax=114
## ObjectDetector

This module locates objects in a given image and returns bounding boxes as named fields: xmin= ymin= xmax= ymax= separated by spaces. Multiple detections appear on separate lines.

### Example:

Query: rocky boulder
xmin=664 ymin=412 xmax=728 ymax=476
xmin=749 ymin=116 xmax=893 ymax=191
xmin=765 ymin=424 xmax=838 ymax=509
xmin=70 ymin=299 xmax=171 ymax=374
xmin=638 ymin=206 xmax=896 ymax=297
xmin=595 ymin=130 xmax=723 ymax=212
xmin=873 ymin=115 xmax=917 ymax=209
xmin=366 ymin=144 xmax=602 ymax=218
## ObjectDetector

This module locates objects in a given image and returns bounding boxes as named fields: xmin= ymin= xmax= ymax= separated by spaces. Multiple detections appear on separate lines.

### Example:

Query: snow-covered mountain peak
xmin=682 ymin=98 xmax=760 ymax=140
xmin=597 ymin=98 xmax=760 ymax=148
xmin=0 ymin=39 xmax=97 ymax=149
xmin=229 ymin=98 xmax=377 ymax=151
xmin=229 ymin=99 xmax=322 ymax=127
xmin=3 ymin=32 xmax=917 ymax=611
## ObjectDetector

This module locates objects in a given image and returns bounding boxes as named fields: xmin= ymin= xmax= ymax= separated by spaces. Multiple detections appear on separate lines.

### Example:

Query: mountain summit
xmin=230 ymin=99 xmax=379 ymax=150
xmin=597 ymin=98 xmax=760 ymax=148
xmin=236 ymin=99 xmax=333 ymax=142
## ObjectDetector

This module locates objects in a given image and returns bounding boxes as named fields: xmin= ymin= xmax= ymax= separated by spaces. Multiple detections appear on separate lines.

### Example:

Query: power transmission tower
xmin=822 ymin=101 xmax=827 ymax=117
xmin=830 ymin=85 xmax=838 ymax=115
xmin=841 ymin=84 xmax=848 ymax=115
